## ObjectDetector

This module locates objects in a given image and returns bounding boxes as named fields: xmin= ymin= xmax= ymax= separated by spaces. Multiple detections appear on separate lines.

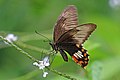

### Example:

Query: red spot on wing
xmin=72 ymin=55 xmax=78 ymax=63
xmin=72 ymin=47 xmax=89 ymax=68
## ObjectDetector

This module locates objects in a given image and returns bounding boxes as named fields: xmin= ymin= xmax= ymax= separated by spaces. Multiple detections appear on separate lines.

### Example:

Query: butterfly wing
xmin=52 ymin=5 xmax=97 ymax=68
xmin=57 ymin=23 xmax=96 ymax=68
xmin=57 ymin=23 xmax=97 ymax=45
xmin=53 ymin=5 xmax=78 ymax=43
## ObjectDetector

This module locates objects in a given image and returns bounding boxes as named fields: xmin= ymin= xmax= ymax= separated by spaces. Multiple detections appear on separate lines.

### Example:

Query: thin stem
xmin=16 ymin=41 xmax=48 ymax=53
xmin=47 ymin=67 xmax=77 ymax=80
xmin=0 ymin=36 xmax=78 ymax=80
xmin=0 ymin=36 xmax=38 ymax=62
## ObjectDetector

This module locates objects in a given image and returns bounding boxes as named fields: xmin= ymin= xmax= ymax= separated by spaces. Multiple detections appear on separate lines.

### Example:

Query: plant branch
xmin=47 ymin=67 xmax=77 ymax=80
xmin=0 ymin=36 xmax=78 ymax=80
xmin=16 ymin=41 xmax=48 ymax=53
xmin=0 ymin=36 xmax=38 ymax=62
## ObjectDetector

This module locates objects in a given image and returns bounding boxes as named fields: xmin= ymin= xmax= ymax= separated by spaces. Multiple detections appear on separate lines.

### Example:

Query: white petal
xmin=43 ymin=56 xmax=50 ymax=66
xmin=38 ymin=61 xmax=46 ymax=69
xmin=5 ymin=34 xmax=18 ymax=43
xmin=44 ymin=62 xmax=50 ymax=66
xmin=12 ymin=36 xmax=18 ymax=41
xmin=43 ymin=72 xmax=48 ymax=77
xmin=38 ymin=65 xmax=45 ymax=70
xmin=33 ymin=62 xmax=39 ymax=66
xmin=39 ymin=61 xmax=44 ymax=64
xmin=43 ymin=56 xmax=49 ymax=62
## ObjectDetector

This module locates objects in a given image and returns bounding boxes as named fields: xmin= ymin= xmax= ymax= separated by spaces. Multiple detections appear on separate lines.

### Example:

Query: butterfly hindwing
xmin=59 ymin=43 xmax=89 ymax=68
xmin=72 ymin=46 xmax=89 ymax=68
xmin=72 ymin=23 xmax=96 ymax=45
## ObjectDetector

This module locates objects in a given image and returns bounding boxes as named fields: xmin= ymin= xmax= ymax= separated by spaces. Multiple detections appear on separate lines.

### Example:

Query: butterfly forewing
xmin=53 ymin=5 xmax=78 ymax=42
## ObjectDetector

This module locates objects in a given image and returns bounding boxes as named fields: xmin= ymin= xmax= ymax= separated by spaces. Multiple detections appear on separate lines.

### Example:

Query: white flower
xmin=43 ymin=72 xmax=48 ymax=77
xmin=33 ymin=56 xmax=50 ymax=70
xmin=42 ymin=56 xmax=50 ymax=66
xmin=4 ymin=34 xmax=18 ymax=44
xmin=33 ymin=56 xmax=50 ymax=77
xmin=109 ymin=0 xmax=120 ymax=8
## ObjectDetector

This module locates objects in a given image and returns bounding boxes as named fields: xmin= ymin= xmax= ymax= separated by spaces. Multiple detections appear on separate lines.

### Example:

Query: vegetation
xmin=0 ymin=0 xmax=120 ymax=80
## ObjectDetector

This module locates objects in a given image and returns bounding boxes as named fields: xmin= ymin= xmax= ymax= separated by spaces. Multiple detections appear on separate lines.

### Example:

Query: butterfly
xmin=49 ymin=5 xmax=97 ymax=68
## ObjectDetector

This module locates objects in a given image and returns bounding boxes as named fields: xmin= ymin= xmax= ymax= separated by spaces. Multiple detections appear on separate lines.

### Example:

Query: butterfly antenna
xmin=35 ymin=30 xmax=51 ymax=42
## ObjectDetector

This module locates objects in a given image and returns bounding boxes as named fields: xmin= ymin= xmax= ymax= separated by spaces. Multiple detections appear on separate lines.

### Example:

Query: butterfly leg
xmin=59 ymin=49 xmax=68 ymax=62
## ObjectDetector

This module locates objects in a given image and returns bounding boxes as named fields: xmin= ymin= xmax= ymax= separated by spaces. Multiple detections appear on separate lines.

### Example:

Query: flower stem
xmin=0 ymin=36 xmax=78 ymax=80
xmin=16 ymin=41 xmax=48 ymax=53
xmin=47 ymin=67 xmax=77 ymax=80
xmin=0 ymin=36 xmax=39 ymax=62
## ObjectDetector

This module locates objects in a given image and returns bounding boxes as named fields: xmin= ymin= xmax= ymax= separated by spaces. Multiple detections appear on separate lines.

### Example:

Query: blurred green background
xmin=0 ymin=0 xmax=120 ymax=80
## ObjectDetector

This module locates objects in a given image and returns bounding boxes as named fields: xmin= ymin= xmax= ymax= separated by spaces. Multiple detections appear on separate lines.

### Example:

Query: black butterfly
xmin=49 ymin=5 xmax=97 ymax=68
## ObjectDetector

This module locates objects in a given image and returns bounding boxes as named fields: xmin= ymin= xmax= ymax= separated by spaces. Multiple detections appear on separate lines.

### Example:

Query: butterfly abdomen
xmin=72 ymin=46 xmax=89 ymax=68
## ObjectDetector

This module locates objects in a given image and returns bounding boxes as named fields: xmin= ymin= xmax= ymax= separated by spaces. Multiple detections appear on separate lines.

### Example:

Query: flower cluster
xmin=109 ymin=0 xmax=120 ymax=8
xmin=4 ymin=34 xmax=18 ymax=44
xmin=33 ymin=56 xmax=50 ymax=77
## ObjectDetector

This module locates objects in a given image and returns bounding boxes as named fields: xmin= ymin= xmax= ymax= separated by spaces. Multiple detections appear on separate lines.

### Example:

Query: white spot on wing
xmin=74 ymin=50 xmax=84 ymax=59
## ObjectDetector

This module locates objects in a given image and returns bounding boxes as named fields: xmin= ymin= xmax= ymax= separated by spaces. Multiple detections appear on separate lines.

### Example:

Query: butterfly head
xmin=49 ymin=42 xmax=58 ymax=51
